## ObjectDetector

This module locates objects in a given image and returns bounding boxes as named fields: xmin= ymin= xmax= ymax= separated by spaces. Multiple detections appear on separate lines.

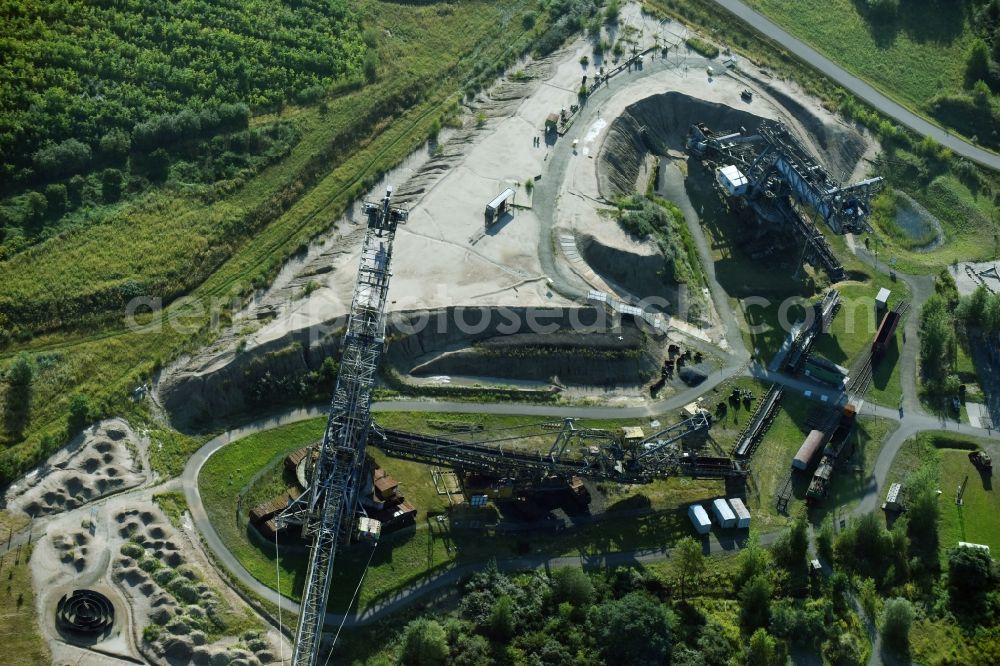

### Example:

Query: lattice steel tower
xmin=288 ymin=186 xmax=407 ymax=666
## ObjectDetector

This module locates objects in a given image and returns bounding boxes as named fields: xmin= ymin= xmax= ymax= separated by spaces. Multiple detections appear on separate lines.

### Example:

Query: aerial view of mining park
xmin=2 ymin=1 xmax=1000 ymax=665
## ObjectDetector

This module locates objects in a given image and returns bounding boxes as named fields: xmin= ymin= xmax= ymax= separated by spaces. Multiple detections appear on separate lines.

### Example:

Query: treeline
xmin=957 ymin=283 xmax=1000 ymax=336
xmin=345 ymin=515 xmax=879 ymax=665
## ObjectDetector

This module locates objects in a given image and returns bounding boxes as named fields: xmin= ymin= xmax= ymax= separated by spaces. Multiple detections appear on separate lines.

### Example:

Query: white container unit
xmin=727 ymin=497 xmax=751 ymax=529
xmin=687 ymin=503 xmax=712 ymax=535
xmin=711 ymin=498 xmax=736 ymax=528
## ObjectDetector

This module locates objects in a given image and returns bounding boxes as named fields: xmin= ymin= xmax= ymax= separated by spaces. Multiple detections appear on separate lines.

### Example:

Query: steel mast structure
xmin=282 ymin=186 xmax=407 ymax=666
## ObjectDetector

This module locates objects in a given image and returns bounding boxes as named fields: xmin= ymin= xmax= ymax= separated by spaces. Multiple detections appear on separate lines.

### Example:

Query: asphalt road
xmin=711 ymin=0 xmax=1000 ymax=171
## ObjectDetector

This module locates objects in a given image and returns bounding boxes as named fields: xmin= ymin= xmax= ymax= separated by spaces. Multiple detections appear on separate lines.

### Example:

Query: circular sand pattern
xmin=56 ymin=589 xmax=115 ymax=636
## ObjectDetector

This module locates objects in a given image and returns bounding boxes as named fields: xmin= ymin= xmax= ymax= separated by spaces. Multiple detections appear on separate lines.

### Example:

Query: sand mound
xmin=6 ymin=419 xmax=144 ymax=518
xmin=104 ymin=504 xmax=281 ymax=665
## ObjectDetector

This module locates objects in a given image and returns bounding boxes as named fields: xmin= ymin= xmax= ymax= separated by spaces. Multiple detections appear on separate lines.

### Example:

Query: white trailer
xmin=687 ymin=503 xmax=712 ymax=535
xmin=727 ymin=497 xmax=751 ymax=529
xmin=712 ymin=498 xmax=736 ymax=528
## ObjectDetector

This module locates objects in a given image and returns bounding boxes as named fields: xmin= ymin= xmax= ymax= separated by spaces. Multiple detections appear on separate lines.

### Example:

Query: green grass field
xmin=939 ymin=448 xmax=1000 ymax=552
xmin=745 ymin=0 xmax=975 ymax=124
xmin=886 ymin=431 xmax=1000 ymax=555
xmin=867 ymin=175 xmax=1000 ymax=275
xmin=0 ymin=545 xmax=49 ymax=666
xmin=198 ymin=411 xmax=738 ymax=613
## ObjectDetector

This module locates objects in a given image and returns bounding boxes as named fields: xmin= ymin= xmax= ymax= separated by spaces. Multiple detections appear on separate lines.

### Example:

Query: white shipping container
xmin=712 ymin=498 xmax=736 ymax=528
xmin=727 ymin=497 xmax=751 ymax=529
xmin=687 ymin=504 xmax=712 ymax=535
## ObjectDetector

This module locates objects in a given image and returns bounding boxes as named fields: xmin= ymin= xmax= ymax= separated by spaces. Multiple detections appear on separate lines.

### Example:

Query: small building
xmin=688 ymin=503 xmax=712 ymax=535
xmin=357 ymin=517 xmax=381 ymax=542
xmin=716 ymin=165 xmax=749 ymax=196
xmin=958 ymin=542 xmax=991 ymax=554
xmin=884 ymin=482 xmax=903 ymax=512
xmin=712 ymin=498 xmax=736 ymax=528
xmin=875 ymin=287 xmax=891 ymax=314
xmin=374 ymin=470 xmax=399 ymax=501
xmin=545 ymin=112 xmax=560 ymax=132
xmin=810 ymin=559 xmax=823 ymax=575
xmin=793 ymin=430 xmax=826 ymax=471
xmin=727 ymin=497 xmax=751 ymax=529
xmin=485 ymin=188 xmax=515 ymax=224
xmin=621 ymin=426 xmax=645 ymax=441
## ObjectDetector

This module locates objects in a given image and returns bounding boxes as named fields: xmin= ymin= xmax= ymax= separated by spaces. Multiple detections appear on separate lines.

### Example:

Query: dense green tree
xmin=67 ymin=393 xmax=91 ymax=435
xmin=551 ymin=567 xmax=594 ymax=607
xmin=880 ymin=597 xmax=914 ymax=655
xmin=32 ymin=138 xmax=91 ymax=179
xmin=740 ymin=574 xmax=773 ymax=632
xmin=24 ymin=191 xmax=47 ymax=225
xmin=857 ymin=577 xmax=881 ymax=621
xmin=67 ymin=175 xmax=86 ymax=209
xmin=672 ymin=536 xmax=706 ymax=599
xmin=967 ymin=39 xmax=993 ymax=87
xmin=449 ymin=632 xmax=491 ymax=666
xmin=747 ymin=628 xmax=780 ymax=666
xmin=904 ymin=467 xmax=939 ymax=576
xmin=101 ymin=168 xmax=124 ymax=203
xmin=7 ymin=352 xmax=34 ymax=387
xmin=697 ymin=622 xmax=737 ymax=666
xmin=772 ymin=512 xmax=809 ymax=586
xmin=817 ymin=516 xmax=834 ymax=564
xmin=588 ymin=592 xmax=672 ymax=666
xmin=947 ymin=545 xmax=997 ymax=613
xmin=400 ymin=618 xmax=449 ymax=666
xmin=99 ymin=129 xmax=131 ymax=160
xmin=487 ymin=595 xmax=516 ymax=641
xmin=736 ymin=535 xmax=772 ymax=589
xmin=921 ymin=294 xmax=957 ymax=390
xmin=824 ymin=630 xmax=867 ymax=666
xmin=865 ymin=0 xmax=899 ymax=18
xmin=44 ymin=184 xmax=67 ymax=218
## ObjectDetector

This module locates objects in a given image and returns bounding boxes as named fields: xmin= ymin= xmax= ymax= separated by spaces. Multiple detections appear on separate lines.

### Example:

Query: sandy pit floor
xmin=6 ymin=419 xmax=145 ymax=518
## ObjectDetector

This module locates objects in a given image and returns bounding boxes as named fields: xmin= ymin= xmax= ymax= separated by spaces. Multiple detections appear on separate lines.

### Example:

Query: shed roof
xmin=712 ymin=498 xmax=735 ymax=521
xmin=728 ymin=497 xmax=751 ymax=520
xmin=718 ymin=164 xmax=748 ymax=188
xmin=688 ymin=503 xmax=711 ymax=525
xmin=487 ymin=188 xmax=515 ymax=210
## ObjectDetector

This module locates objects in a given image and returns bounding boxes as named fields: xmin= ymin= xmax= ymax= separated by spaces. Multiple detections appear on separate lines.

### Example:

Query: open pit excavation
xmin=155 ymin=19 xmax=879 ymax=431
xmin=11 ymin=4 xmax=1000 ymax=665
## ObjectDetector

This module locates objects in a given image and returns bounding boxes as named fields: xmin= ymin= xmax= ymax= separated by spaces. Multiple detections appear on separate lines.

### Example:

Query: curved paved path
xmin=712 ymin=0 xmax=1000 ymax=170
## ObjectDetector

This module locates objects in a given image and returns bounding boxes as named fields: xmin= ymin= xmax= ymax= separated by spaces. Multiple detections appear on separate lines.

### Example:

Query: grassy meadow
xmin=198 ymin=410 xmax=745 ymax=614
